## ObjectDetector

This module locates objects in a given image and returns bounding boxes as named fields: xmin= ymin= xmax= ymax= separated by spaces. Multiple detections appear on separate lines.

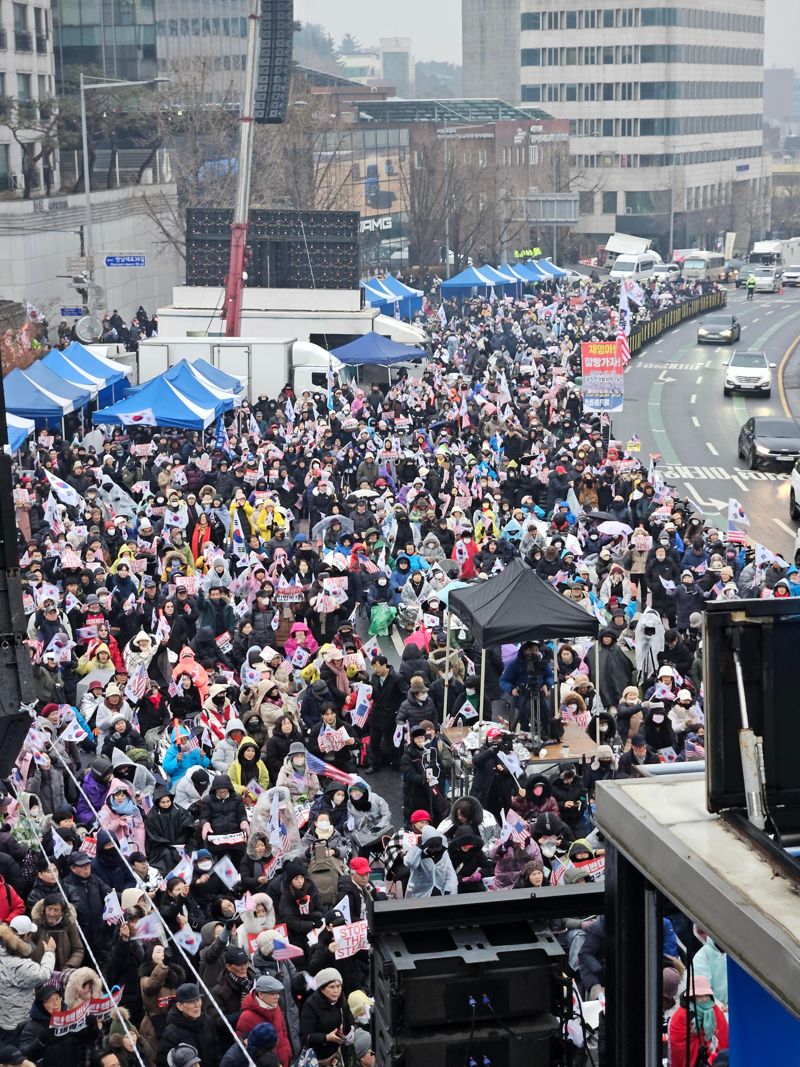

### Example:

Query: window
xmin=521 ymin=12 xmax=540 ymax=30
xmin=17 ymin=73 xmax=31 ymax=101
xmin=522 ymin=85 xmax=541 ymax=102
xmin=413 ymin=149 xmax=423 ymax=169
xmin=521 ymin=49 xmax=541 ymax=66
xmin=479 ymin=148 xmax=487 ymax=167
xmin=603 ymin=83 xmax=613 ymax=101
xmin=625 ymin=190 xmax=670 ymax=215
xmin=13 ymin=3 xmax=27 ymax=31
xmin=579 ymin=191 xmax=595 ymax=213
xmin=0 ymin=144 xmax=9 ymax=186
xmin=603 ymin=9 xmax=614 ymax=28
xmin=602 ymin=191 xmax=617 ymax=214
xmin=529 ymin=145 xmax=538 ymax=165
xmin=565 ymin=84 xmax=577 ymax=102
xmin=602 ymin=46 xmax=613 ymax=64
xmin=602 ymin=119 xmax=613 ymax=137
xmin=565 ymin=11 xmax=577 ymax=29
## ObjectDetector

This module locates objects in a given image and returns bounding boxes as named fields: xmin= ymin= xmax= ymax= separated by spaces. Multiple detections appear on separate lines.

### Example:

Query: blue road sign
xmin=104 ymin=254 xmax=146 ymax=268
xmin=60 ymin=306 xmax=84 ymax=317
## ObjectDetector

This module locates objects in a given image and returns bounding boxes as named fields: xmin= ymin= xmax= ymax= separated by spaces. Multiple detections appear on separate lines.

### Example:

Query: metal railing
xmin=629 ymin=289 xmax=727 ymax=355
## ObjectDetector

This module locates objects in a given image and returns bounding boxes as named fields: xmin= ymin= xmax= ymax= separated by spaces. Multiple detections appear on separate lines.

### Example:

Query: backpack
xmin=307 ymin=841 xmax=345 ymax=907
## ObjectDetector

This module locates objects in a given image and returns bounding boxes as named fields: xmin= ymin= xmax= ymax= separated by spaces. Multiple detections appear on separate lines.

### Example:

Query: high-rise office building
xmin=463 ymin=0 xmax=767 ymax=254
xmin=380 ymin=38 xmax=413 ymax=98
xmin=52 ymin=0 xmax=249 ymax=100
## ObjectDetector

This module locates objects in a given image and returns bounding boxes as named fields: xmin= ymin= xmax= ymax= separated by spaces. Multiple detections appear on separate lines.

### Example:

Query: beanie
xmin=248 ymin=1023 xmax=278 ymax=1052
xmin=314 ymin=967 xmax=343 ymax=990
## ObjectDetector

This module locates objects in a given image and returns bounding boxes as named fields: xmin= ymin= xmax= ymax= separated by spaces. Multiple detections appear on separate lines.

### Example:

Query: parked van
xmin=608 ymin=251 xmax=662 ymax=282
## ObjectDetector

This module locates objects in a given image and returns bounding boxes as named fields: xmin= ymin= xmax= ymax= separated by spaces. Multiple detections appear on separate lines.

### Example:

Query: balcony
xmin=14 ymin=30 xmax=32 ymax=52
xmin=35 ymin=33 xmax=47 ymax=55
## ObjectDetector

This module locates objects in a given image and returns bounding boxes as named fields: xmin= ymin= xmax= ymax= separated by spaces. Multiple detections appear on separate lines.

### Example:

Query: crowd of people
xmin=0 ymin=270 xmax=762 ymax=1066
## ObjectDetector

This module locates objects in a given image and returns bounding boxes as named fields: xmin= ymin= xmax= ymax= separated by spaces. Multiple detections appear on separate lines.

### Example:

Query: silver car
xmin=782 ymin=264 xmax=800 ymax=287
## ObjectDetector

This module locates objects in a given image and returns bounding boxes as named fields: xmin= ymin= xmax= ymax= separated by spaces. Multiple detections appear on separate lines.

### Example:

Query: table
xmin=442 ymin=721 xmax=598 ymax=764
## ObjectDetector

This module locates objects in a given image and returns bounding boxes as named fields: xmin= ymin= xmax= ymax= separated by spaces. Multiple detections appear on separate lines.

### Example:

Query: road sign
xmin=66 ymin=256 xmax=91 ymax=274
xmin=104 ymin=254 xmax=146 ymax=268
xmin=60 ymin=306 xmax=84 ymax=317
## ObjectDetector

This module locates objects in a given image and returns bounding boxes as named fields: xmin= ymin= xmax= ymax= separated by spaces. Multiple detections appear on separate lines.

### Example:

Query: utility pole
xmin=223 ymin=0 xmax=261 ymax=337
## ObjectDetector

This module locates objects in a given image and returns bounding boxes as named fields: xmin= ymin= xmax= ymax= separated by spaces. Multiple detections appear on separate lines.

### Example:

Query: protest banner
xmin=581 ymin=341 xmax=624 ymax=413
xmin=333 ymin=920 xmax=369 ymax=959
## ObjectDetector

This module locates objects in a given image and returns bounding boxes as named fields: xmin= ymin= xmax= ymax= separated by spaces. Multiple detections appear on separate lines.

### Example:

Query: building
xmin=52 ymin=0 xmax=249 ymax=100
xmin=338 ymin=48 xmax=382 ymax=86
xmin=0 ymin=0 xmax=58 ymax=195
xmin=380 ymin=38 xmax=413 ymax=98
xmin=314 ymin=97 xmax=569 ymax=270
xmin=764 ymin=68 xmax=796 ymax=125
xmin=462 ymin=0 xmax=768 ymax=256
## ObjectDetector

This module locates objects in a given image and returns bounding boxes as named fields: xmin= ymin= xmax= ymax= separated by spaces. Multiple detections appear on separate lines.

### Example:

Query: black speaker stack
xmin=254 ymin=0 xmax=293 ymax=125
xmin=369 ymin=890 xmax=606 ymax=1067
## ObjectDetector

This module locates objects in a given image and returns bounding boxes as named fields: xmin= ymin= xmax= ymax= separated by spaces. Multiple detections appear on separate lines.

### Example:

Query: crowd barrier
xmin=629 ymin=289 xmax=727 ymax=355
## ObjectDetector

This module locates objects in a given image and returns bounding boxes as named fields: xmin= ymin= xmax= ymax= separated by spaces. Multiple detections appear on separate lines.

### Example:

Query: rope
xmin=46 ymin=744 xmax=257 ymax=1066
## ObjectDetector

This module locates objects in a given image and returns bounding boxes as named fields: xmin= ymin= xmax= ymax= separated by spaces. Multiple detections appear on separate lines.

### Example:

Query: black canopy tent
xmin=445 ymin=559 xmax=600 ymax=722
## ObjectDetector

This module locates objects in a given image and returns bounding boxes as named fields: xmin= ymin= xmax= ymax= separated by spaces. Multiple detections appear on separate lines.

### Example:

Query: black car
xmin=737 ymin=416 xmax=800 ymax=470
xmin=697 ymin=313 xmax=741 ymax=344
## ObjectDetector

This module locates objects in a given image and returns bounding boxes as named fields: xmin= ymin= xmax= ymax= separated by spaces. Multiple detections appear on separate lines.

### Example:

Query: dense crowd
xmin=0 ymin=271 xmax=761 ymax=1066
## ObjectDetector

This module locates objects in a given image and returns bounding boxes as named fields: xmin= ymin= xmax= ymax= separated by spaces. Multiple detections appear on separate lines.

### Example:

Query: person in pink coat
xmin=283 ymin=621 xmax=319 ymax=664
xmin=98 ymin=775 xmax=146 ymax=854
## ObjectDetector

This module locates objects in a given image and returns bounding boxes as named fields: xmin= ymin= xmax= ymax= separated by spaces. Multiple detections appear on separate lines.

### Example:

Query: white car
xmin=749 ymin=266 xmax=781 ymax=292
xmin=791 ymin=461 xmax=800 ymax=521
xmin=782 ymin=264 xmax=800 ymax=287
xmin=653 ymin=263 xmax=682 ymax=281
xmin=723 ymin=349 xmax=774 ymax=398
xmin=561 ymin=268 xmax=589 ymax=286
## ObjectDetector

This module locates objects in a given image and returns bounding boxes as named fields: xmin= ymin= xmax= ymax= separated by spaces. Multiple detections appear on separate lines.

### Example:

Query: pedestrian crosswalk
xmin=658 ymin=464 xmax=789 ymax=482
xmin=633 ymin=362 xmax=721 ymax=371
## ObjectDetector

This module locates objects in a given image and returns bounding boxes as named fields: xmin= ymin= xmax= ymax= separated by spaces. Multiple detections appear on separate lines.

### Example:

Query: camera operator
xmin=500 ymin=640 xmax=556 ymax=740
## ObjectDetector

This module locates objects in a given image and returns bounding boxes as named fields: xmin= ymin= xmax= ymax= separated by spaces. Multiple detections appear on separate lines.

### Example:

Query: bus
xmin=681 ymin=251 xmax=725 ymax=282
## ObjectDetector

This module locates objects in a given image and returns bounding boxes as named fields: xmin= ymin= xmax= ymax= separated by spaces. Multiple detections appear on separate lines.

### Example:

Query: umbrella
xmin=346 ymin=489 xmax=380 ymax=501
xmin=584 ymin=510 xmax=617 ymax=522
xmin=597 ymin=521 xmax=633 ymax=537
xmin=437 ymin=578 xmax=473 ymax=606
xmin=311 ymin=514 xmax=355 ymax=540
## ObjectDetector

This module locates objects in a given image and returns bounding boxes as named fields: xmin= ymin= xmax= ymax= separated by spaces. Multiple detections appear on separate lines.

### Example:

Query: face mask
xmin=693 ymin=1000 xmax=717 ymax=1037
xmin=533 ymin=785 xmax=544 ymax=796
xmin=197 ymin=862 xmax=213 ymax=872
xmin=540 ymin=842 xmax=558 ymax=858
xmin=652 ymin=714 xmax=665 ymax=724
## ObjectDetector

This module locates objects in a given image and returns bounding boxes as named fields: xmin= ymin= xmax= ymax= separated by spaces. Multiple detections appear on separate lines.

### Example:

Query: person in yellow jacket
xmin=227 ymin=735 xmax=270 ymax=804
xmin=254 ymin=498 xmax=287 ymax=541
xmin=229 ymin=490 xmax=256 ymax=546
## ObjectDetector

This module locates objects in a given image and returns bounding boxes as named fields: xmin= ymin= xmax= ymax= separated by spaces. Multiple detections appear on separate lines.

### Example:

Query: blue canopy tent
xmin=361 ymin=275 xmax=423 ymax=320
xmin=160 ymin=360 xmax=240 ymax=412
xmin=4 ymin=367 xmax=83 ymax=427
xmin=44 ymin=341 xmax=128 ymax=405
xmin=331 ymin=333 xmax=426 ymax=366
xmin=535 ymin=259 xmax=567 ymax=278
xmin=517 ymin=260 xmax=550 ymax=282
xmin=189 ymin=358 xmax=245 ymax=395
xmin=6 ymin=412 xmax=35 ymax=453
xmin=440 ymin=265 xmax=498 ymax=296
xmin=92 ymin=374 xmax=217 ymax=430
xmin=499 ymin=263 xmax=534 ymax=285
xmin=24 ymin=359 xmax=94 ymax=409
xmin=480 ymin=264 xmax=517 ymax=291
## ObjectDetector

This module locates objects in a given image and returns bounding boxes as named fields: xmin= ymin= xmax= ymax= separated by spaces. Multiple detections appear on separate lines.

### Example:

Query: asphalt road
xmin=614 ymin=285 xmax=800 ymax=561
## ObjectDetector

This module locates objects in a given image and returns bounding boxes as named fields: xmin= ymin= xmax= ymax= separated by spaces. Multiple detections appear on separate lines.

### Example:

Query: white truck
xmin=136 ymin=336 xmax=339 ymax=402
xmin=746 ymin=238 xmax=800 ymax=269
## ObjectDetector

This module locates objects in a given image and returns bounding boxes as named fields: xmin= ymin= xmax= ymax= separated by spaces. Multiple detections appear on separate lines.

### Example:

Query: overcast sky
xmin=296 ymin=0 xmax=794 ymax=73
xmin=295 ymin=0 xmax=462 ymax=64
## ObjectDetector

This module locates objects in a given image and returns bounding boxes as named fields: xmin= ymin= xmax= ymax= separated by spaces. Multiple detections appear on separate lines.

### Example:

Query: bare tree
xmin=0 ymin=95 xmax=59 ymax=198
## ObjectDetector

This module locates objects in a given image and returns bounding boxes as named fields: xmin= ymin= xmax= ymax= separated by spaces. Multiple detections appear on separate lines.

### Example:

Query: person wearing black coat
xmin=307 ymin=921 xmax=368 ymax=997
xmin=200 ymin=775 xmax=248 ymax=860
xmin=145 ymin=786 xmax=196 ymax=874
xmin=264 ymin=716 xmax=303 ymax=785
xmin=617 ymin=734 xmax=661 ymax=778
xmin=399 ymin=727 xmax=437 ymax=822
xmin=299 ymin=975 xmax=355 ymax=1064
xmin=276 ymin=860 xmax=324 ymax=961
xmin=156 ymin=993 xmax=221 ymax=1067
xmin=367 ymin=656 xmax=408 ymax=773
xmin=63 ymin=854 xmax=111 ymax=953
xmin=550 ymin=764 xmax=589 ymax=835
xmin=107 ymin=918 xmax=147 ymax=1020
xmin=448 ymin=824 xmax=492 ymax=893
xmin=19 ymin=991 xmax=79 ymax=1067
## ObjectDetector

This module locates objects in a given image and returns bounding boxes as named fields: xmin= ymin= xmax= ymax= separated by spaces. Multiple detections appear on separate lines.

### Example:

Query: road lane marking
xmin=706 ymin=442 xmax=719 ymax=455
xmin=732 ymin=474 xmax=750 ymax=494
xmin=657 ymin=464 xmax=789 ymax=482
xmin=690 ymin=394 xmax=696 ymax=404
xmin=778 ymin=331 xmax=800 ymax=419
xmin=773 ymin=518 xmax=796 ymax=537
xmin=696 ymin=375 xmax=703 ymax=384
xmin=752 ymin=318 xmax=760 ymax=323
xmin=692 ymin=416 xmax=700 ymax=427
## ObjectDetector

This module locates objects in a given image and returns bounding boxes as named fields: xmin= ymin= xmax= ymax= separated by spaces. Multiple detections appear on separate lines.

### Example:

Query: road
xmin=614 ymin=285 xmax=800 ymax=561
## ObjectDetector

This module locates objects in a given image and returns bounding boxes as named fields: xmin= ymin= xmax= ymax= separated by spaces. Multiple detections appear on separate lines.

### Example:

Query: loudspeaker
xmin=374 ymin=1014 xmax=560 ymax=1067
xmin=254 ymin=0 xmax=293 ymax=125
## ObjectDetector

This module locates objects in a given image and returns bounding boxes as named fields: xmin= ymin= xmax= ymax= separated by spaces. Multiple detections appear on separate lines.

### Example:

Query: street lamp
xmin=79 ymin=73 xmax=168 ymax=321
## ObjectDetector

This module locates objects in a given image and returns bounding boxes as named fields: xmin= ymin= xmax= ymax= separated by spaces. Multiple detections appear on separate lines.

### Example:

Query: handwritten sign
xmin=333 ymin=919 xmax=369 ymax=959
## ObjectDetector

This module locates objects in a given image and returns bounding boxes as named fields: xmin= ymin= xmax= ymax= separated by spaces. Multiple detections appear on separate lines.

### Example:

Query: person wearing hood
xmin=500 ymin=640 xmax=555 ymax=736
xmin=437 ymin=795 xmax=500 ymax=849
xmin=283 ymin=622 xmax=319 ymax=663
xmin=405 ymin=826 xmax=458 ymax=898
xmin=513 ymin=857 xmax=549 ymax=889
xmin=275 ymin=743 xmax=319 ymax=801
xmin=238 ymin=892 xmax=277 ymax=947
xmin=397 ymin=643 xmax=436 ymax=687
xmin=396 ymin=675 xmax=437 ymax=732
xmin=251 ymin=930 xmax=302 ymax=1057
xmin=448 ymin=824 xmax=493 ymax=893
xmin=666 ymin=570 xmax=708 ymax=632
xmin=29 ymin=894 xmax=83 ymax=971
xmin=488 ymin=823 xmax=542 ymax=891
xmin=239 ymin=832 xmax=278 ymax=894
xmin=200 ymin=775 xmax=249 ymax=857
xmin=530 ymin=812 xmax=573 ymax=885
xmin=596 ymin=627 xmax=636 ymax=709
xmin=145 ymin=787 xmax=196 ymax=874
xmin=162 ymin=725 xmax=211 ymax=789
xmin=264 ymin=717 xmax=303 ymax=785
xmin=174 ymin=764 xmax=211 ymax=814
xmin=211 ymin=712 xmax=246 ymax=773
xmin=99 ymin=713 xmax=143 ymax=760
xmin=227 ymin=737 xmax=270 ymax=802
xmin=511 ymin=772 xmax=560 ymax=822
xmin=74 ymin=755 xmax=113 ymax=826
xmin=345 ymin=781 xmax=391 ymax=857
xmin=276 ymin=860 xmax=323 ymax=961
xmin=0 ymin=918 xmax=57 ymax=1039
xmin=98 ymin=777 xmax=146 ymax=855
xmin=550 ymin=764 xmax=589 ymax=835
xmin=643 ymin=702 xmax=678 ymax=753
xmin=138 ymin=943 xmax=187 ymax=1048
xmin=172 ymin=647 xmax=209 ymax=702
xmin=300 ymin=680 xmax=337 ymax=731
xmin=92 ymin=828 xmax=136 ymax=893
xmin=309 ymin=782 xmax=350 ymax=835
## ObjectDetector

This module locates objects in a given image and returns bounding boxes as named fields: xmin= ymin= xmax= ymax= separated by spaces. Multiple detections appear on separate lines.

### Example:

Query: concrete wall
xmin=462 ymin=0 xmax=521 ymax=104
xmin=0 ymin=183 xmax=182 ymax=323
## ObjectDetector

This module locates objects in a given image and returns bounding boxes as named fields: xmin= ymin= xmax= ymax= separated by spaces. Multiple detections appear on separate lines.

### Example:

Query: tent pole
xmin=553 ymin=637 xmax=560 ymax=736
xmin=594 ymin=636 xmax=601 ymax=744
xmin=478 ymin=647 xmax=486 ymax=723
xmin=442 ymin=608 xmax=452 ymax=722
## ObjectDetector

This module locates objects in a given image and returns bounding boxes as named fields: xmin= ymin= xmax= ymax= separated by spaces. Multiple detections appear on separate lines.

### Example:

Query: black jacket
xmin=156 ymin=1004 xmax=221 ymax=1067
xmin=617 ymin=748 xmax=660 ymax=778
xmin=63 ymin=869 xmax=111 ymax=949
xmin=369 ymin=667 xmax=408 ymax=725
xmin=299 ymin=989 xmax=355 ymax=1062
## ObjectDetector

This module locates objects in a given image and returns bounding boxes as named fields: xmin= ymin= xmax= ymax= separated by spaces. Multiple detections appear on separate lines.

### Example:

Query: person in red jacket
xmin=452 ymin=530 xmax=478 ymax=578
xmin=0 ymin=875 xmax=26 ymax=923
xmin=235 ymin=974 xmax=292 ymax=1067
xmin=668 ymin=975 xmax=729 ymax=1066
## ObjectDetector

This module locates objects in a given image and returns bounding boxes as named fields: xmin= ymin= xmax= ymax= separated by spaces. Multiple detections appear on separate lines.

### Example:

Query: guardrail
xmin=630 ymin=290 xmax=727 ymax=356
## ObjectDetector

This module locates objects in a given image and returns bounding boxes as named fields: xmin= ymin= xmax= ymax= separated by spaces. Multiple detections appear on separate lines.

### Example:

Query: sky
xmin=765 ymin=0 xmax=800 ymax=71
xmin=294 ymin=0 xmax=462 ymax=65
xmin=296 ymin=0 xmax=794 ymax=73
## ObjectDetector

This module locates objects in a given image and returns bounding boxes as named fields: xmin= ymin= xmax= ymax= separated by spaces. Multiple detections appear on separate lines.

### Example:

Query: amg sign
xmin=360 ymin=216 xmax=393 ymax=234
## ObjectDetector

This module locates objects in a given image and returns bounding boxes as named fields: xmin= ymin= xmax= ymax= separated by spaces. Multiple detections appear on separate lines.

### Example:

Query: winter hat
xmin=315 ymin=967 xmax=343 ymax=990
xmin=348 ymin=990 xmax=374 ymax=1019
xmin=688 ymin=975 xmax=714 ymax=997
xmin=254 ymin=975 xmax=284 ymax=994
xmin=409 ymin=810 xmax=431 ymax=824
xmin=224 ymin=945 xmax=248 ymax=965
xmin=689 ymin=612 xmax=703 ymax=628
xmin=175 ymin=983 xmax=202 ymax=1003
xmin=248 ymin=1023 xmax=278 ymax=1052
xmin=532 ymin=812 xmax=568 ymax=838
xmin=591 ymin=744 xmax=616 ymax=771
xmin=288 ymin=742 xmax=306 ymax=757
xmin=52 ymin=804 xmax=75 ymax=822
xmin=167 ymin=1047 xmax=201 ymax=1067
xmin=353 ymin=1031 xmax=373 ymax=1060
xmin=282 ymin=859 xmax=307 ymax=881
xmin=409 ymin=675 xmax=428 ymax=695
xmin=121 ymin=887 xmax=146 ymax=910
xmin=256 ymin=930 xmax=276 ymax=955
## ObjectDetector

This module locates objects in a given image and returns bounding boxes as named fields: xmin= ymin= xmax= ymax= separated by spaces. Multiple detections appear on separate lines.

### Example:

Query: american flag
xmin=272 ymin=933 xmax=305 ymax=960
xmin=305 ymin=751 xmax=358 ymax=786
xmin=615 ymin=323 xmax=630 ymax=367
xmin=725 ymin=527 xmax=750 ymax=546
xmin=502 ymin=810 xmax=529 ymax=845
